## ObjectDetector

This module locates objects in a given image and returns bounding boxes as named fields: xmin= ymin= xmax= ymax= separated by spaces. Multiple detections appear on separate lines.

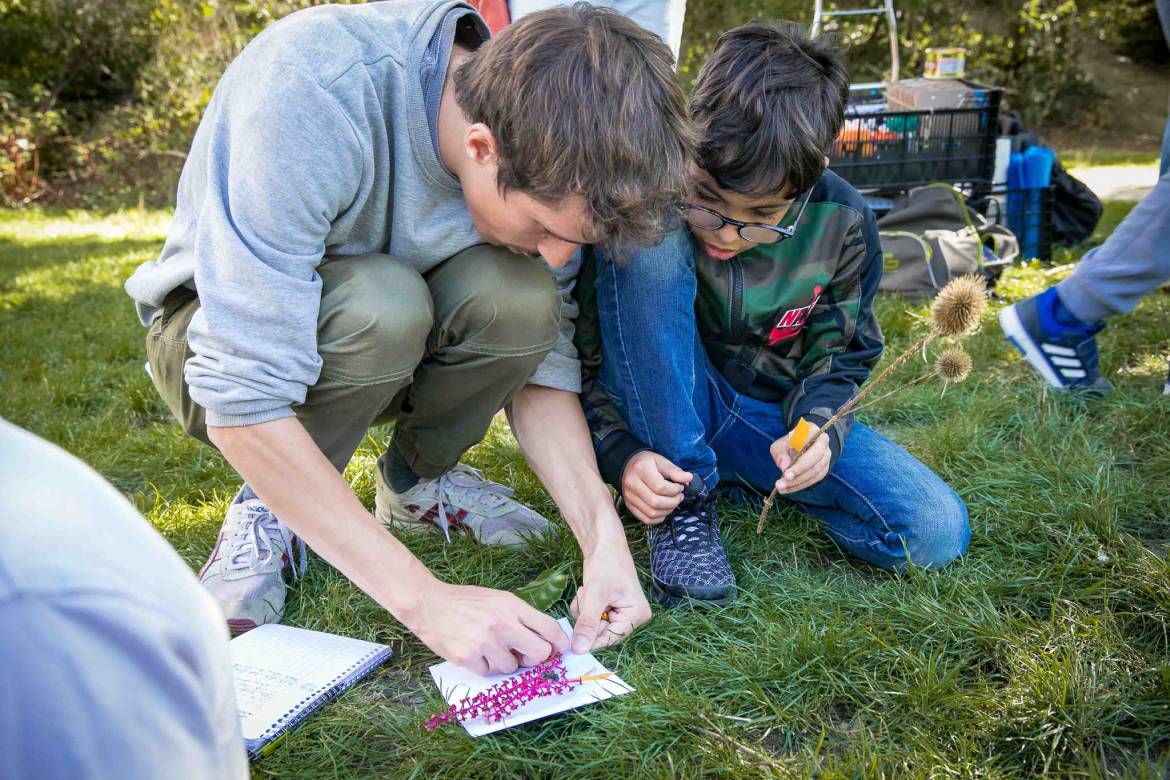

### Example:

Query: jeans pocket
xmin=145 ymin=325 xmax=208 ymax=442
xmin=158 ymin=287 xmax=198 ymax=330
xmin=145 ymin=331 xmax=185 ymax=415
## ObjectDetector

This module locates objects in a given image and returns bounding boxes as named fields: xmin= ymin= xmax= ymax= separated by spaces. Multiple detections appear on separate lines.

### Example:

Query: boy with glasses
xmin=574 ymin=21 xmax=970 ymax=608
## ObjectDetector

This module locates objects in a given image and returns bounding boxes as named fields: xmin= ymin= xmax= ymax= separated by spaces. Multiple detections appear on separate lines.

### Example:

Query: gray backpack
xmin=877 ymin=184 xmax=1019 ymax=297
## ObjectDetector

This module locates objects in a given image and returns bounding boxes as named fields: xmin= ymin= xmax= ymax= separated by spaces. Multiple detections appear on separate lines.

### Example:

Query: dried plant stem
xmin=698 ymin=713 xmax=782 ymax=776
xmin=755 ymin=332 xmax=934 ymax=534
xmin=848 ymin=370 xmax=939 ymax=414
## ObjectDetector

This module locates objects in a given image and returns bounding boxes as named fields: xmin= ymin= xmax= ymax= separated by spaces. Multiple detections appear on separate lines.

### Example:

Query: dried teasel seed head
xmin=931 ymin=275 xmax=988 ymax=337
xmin=936 ymin=346 xmax=973 ymax=383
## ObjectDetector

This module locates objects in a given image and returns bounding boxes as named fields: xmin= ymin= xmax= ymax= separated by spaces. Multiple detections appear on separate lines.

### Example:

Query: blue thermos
xmin=1021 ymin=146 xmax=1055 ymax=259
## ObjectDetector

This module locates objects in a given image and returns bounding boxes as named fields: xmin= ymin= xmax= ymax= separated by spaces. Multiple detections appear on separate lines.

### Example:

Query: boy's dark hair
xmin=690 ymin=21 xmax=849 ymax=198
xmin=454 ymin=2 xmax=694 ymax=252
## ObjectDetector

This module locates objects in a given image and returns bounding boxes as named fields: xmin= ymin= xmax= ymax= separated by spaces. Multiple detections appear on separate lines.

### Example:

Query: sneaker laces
xmin=668 ymin=492 xmax=717 ymax=552
xmin=226 ymin=503 xmax=307 ymax=578
xmin=430 ymin=464 xmax=513 ymax=542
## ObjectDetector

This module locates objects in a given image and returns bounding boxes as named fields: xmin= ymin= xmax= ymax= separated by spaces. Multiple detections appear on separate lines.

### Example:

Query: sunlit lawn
xmin=2 ymin=192 xmax=1168 ymax=777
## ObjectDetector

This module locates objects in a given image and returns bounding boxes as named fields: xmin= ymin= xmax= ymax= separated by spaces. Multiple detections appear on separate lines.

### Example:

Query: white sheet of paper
xmin=428 ymin=618 xmax=634 ymax=736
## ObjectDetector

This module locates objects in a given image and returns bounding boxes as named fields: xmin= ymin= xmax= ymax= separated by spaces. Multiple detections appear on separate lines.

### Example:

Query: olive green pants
xmin=146 ymin=245 xmax=560 ymax=479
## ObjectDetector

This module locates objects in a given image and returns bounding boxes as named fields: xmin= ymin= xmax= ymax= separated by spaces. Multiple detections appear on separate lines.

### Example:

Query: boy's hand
xmin=770 ymin=431 xmax=831 ymax=494
xmin=620 ymin=451 xmax=692 ymax=525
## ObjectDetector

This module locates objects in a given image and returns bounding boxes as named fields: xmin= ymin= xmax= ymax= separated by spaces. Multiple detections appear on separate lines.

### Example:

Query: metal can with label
xmin=923 ymin=47 xmax=967 ymax=79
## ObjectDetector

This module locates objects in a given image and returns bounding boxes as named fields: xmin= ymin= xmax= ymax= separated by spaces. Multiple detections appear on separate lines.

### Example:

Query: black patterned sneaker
xmin=648 ymin=475 xmax=736 ymax=607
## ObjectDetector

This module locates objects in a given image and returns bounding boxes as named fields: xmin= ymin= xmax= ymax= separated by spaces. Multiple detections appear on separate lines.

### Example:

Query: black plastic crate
xmin=829 ymin=84 xmax=1002 ymax=192
xmin=970 ymin=185 xmax=1054 ymax=261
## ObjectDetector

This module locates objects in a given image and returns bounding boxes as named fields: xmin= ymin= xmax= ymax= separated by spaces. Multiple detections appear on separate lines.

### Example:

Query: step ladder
xmin=811 ymin=0 xmax=899 ymax=89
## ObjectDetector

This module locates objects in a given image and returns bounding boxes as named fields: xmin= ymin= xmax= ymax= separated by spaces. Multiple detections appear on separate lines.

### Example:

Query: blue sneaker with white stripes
xmin=999 ymin=289 xmax=1113 ymax=396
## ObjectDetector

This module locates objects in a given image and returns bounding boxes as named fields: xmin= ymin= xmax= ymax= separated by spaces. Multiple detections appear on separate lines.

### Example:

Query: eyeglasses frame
xmin=682 ymin=185 xmax=814 ymax=245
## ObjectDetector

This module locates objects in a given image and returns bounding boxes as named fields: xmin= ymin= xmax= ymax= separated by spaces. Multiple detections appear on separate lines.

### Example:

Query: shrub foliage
xmin=0 ymin=0 xmax=1159 ymax=207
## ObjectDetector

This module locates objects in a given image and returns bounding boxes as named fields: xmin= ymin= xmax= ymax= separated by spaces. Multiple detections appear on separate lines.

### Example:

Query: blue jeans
xmin=1162 ymin=0 xmax=1170 ymax=179
xmin=1162 ymin=112 xmax=1169 ymax=180
xmin=594 ymin=228 xmax=970 ymax=571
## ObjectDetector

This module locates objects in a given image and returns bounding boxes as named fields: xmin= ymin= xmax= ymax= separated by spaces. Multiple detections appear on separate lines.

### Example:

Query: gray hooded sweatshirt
xmin=125 ymin=0 xmax=581 ymax=429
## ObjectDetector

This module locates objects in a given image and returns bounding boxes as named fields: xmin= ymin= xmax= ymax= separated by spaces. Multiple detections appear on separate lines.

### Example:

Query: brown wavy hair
xmin=454 ymin=3 xmax=694 ymax=254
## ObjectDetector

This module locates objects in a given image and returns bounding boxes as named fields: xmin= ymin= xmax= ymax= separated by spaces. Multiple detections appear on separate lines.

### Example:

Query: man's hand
xmin=568 ymin=549 xmax=652 ymax=653
xmin=409 ymin=581 xmax=569 ymax=675
xmin=769 ymin=431 xmax=831 ymax=494
xmin=620 ymin=450 xmax=691 ymax=525
xmin=507 ymin=385 xmax=654 ymax=655
xmin=208 ymin=419 xmax=569 ymax=677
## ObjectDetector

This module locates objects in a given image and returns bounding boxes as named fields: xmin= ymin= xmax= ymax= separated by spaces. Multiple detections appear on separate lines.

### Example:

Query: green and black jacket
xmin=576 ymin=170 xmax=885 ymax=488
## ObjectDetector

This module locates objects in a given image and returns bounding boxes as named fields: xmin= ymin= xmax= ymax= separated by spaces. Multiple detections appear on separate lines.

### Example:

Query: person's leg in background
xmin=1161 ymin=0 xmax=1170 ymax=181
xmin=1000 ymin=0 xmax=1170 ymax=395
xmin=1161 ymin=0 xmax=1170 ymax=395
xmin=592 ymin=228 xmax=736 ymax=605
xmin=1053 ymin=173 xmax=1170 ymax=328
xmin=1162 ymin=104 xmax=1170 ymax=179
xmin=706 ymin=373 xmax=970 ymax=572
xmin=999 ymin=169 xmax=1170 ymax=394
xmin=508 ymin=0 xmax=687 ymax=62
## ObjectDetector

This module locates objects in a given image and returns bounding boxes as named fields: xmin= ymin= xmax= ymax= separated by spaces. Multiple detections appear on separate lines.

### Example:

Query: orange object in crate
xmin=836 ymin=122 xmax=897 ymax=158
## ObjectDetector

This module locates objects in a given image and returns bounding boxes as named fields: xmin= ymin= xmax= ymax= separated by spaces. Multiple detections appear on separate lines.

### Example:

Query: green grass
xmin=2 ymin=202 xmax=1169 ymax=778
xmin=1060 ymin=148 xmax=1162 ymax=170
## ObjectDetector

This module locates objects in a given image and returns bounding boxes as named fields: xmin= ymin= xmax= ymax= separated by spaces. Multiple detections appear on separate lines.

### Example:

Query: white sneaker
xmin=198 ymin=498 xmax=306 ymax=634
xmin=374 ymin=463 xmax=551 ymax=548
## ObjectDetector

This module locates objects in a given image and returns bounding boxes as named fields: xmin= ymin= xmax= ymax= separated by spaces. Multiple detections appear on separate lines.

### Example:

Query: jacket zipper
xmin=729 ymin=257 xmax=745 ymax=338
xmin=727 ymin=257 xmax=759 ymax=383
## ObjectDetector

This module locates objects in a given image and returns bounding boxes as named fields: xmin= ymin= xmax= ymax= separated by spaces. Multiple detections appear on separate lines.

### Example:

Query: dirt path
xmin=1068 ymin=163 xmax=1160 ymax=201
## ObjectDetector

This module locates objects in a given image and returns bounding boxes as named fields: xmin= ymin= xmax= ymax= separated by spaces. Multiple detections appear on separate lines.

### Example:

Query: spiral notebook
xmin=230 ymin=624 xmax=392 ymax=758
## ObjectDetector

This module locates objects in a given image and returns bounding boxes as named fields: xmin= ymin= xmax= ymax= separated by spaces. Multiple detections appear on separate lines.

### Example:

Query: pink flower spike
xmin=425 ymin=654 xmax=580 ymax=730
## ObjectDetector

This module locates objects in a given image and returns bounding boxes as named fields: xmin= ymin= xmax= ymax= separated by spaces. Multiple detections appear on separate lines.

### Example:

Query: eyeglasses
xmin=682 ymin=187 xmax=812 ymax=245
